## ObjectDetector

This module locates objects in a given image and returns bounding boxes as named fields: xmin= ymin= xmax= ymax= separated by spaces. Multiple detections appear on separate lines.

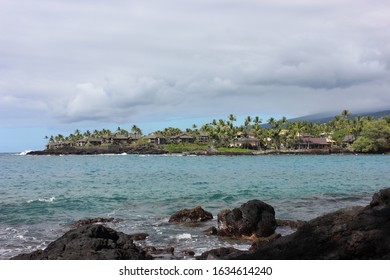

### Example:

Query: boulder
xmin=225 ymin=188 xmax=390 ymax=260
xmin=11 ymin=224 xmax=152 ymax=260
xmin=217 ymin=200 xmax=276 ymax=238
xmin=169 ymin=205 xmax=213 ymax=223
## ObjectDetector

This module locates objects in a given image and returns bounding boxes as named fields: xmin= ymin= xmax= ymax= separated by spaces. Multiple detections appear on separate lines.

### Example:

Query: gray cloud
xmin=1 ymin=0 xmax=390 ymax=128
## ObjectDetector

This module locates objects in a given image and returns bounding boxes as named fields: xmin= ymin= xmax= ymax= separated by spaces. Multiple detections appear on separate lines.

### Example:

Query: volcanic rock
xmin=11 ymin=224 xmax=152 ymax=260
xmin=225 ymin=188 xmax=390 ymax=259
xmin=217 ymin=200 xmax=276 ymax=238
xmin=73 ymin=217 xmax=116 ymax=227
xmin=169 ymin=205 xmax=213 ymax=223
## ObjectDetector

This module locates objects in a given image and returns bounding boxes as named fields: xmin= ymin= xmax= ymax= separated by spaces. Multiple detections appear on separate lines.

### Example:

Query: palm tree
xmin=244 ymin=116 xmax=252 ymax=127
xmin=351 ymin=115 xmax=364 ymax=138
xmin=341 ymin=109 xmax=350 ymax=119
xmin=228 ymin=114 xmax=236 ymax=129
xmin=267 ymin=117 xmax=276 ymax=127
xmin=253 ymin=116 xmax=261 ymax=126
xmin=131 ymin=125 xmax=143 ymax=138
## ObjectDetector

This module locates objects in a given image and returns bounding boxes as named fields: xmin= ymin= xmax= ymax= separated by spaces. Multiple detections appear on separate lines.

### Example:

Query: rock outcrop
xmin=217 ymin=200 xmax=276 ymax=238
xmin=169 ymin=205 xmax=213 ymax=223
xmin=28 ymin=146 xmax=167 ymax=156
xmin=205 ymin=188 xmax=390 ymax=260
xmin=11 ymin=224 xmax=152 ymax=260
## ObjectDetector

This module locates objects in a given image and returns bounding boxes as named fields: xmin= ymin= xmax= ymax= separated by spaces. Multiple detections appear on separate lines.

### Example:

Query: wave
xmin=173 ymin=233 xmax=192 ymax=240
xmin=17 ymin=150 xmax=32 ymax=156
xmin=26 ymin=197 xmax=56 ymax=204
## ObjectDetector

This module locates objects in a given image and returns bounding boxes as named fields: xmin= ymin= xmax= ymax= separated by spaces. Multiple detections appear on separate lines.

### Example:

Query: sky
xmin=1 ymin=0 xmax=390 ymax=152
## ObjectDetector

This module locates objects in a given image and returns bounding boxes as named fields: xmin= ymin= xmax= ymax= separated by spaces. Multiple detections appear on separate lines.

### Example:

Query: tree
xmin=244 ymin=116 xmax=252 ymax=127
xmin=341 ymin=109 xmax=350 ymax=119
xmin=228 ymin=114 xmax=236 ymax=123
xmin=253 ymin=116 xmax=261 ymax=126
xmin=352 ymin=119 xmax=390 ymax=152
xmin=131 ymin=125 xmax=143 ymax=138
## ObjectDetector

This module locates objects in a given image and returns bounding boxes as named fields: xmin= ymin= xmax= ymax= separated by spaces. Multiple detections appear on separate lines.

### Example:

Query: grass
xmin=217 ymin=147 xmax=252 ymax=153
xmin=165 ymin=143 xmax=209 ymax=153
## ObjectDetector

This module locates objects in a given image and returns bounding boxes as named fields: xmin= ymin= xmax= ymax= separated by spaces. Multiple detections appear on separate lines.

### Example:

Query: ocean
xmin=0 ymin=153 xmax=389 ymax=259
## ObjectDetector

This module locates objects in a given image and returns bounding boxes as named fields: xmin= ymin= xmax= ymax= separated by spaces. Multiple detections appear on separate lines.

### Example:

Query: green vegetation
xmin=217 ymin=147 xmax=252 ymax=154
xmin=351 ymin=119 xmax=390 ymax=152
xmin=165 ymin=143 xmax=209 ymax=153
xmin=45 ymin=111 xmax=390 ymax=153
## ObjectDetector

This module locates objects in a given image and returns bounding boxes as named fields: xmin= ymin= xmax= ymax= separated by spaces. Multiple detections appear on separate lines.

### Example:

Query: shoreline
xmin=26 ymin=146 xmax=369 ymax=156
xmin=10 ymin=188 xmax=390 ymax=260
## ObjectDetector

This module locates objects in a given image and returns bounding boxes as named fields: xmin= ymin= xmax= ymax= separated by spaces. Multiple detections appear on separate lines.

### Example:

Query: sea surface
xmin=0 ymin=153 xmax=389 ymax=259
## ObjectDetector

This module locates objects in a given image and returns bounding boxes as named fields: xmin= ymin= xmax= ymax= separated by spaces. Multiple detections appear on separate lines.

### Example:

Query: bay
xmin=0 ymin=153 xmax=389 ymax=259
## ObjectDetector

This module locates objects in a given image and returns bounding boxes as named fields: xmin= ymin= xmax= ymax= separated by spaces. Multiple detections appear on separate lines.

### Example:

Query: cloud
xmin=1 ymin=0 xmax=390 ymax=128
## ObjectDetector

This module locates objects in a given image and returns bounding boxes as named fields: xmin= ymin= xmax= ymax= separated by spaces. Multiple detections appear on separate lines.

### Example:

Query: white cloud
xmin=1 ymin=0 xmax=390 ymax=128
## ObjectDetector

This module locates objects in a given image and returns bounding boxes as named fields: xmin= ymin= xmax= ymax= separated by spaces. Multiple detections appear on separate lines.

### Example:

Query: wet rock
xmin=276 ymin=219 xmax=306 ymax=228
xmin=11 ymin=224 xmax=152 ymax=260
xmin=226 ymin=188 xmax=390 ymax=260
xmin=169 ymin=205 xmax=213 ymax=223
xmin=180 ymin=250 xmax=195 ymax=256
xmin=73 ymin=217 xmax=116 ymax=227
xmin=249 ymin=232 xmax=281 ymax=250
xmin=217 ymin=200 xmax=276 ymax=238
xmin=203 ymin=226 xmax=218 ymax=235
xmin=196 ymin=247 xmax=243 ymax=260
xmin=129 ymin=233 xmax=149 ymax=240
xmin=143 ymin=246 xmax=175 ymax=255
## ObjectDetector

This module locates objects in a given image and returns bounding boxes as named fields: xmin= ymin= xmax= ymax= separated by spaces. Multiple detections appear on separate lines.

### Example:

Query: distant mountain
xmin=260 ymin=109 xmax=390 ymax=128
xmin=288 ymin=109 xmax=390 ymax=124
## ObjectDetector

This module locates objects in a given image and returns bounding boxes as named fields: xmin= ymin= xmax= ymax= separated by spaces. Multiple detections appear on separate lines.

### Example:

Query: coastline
xmin=10 ymin=188 xmax=390 ymax=260
xmin=26 ymin=146 xmax=362 ymax=156
xmin=3 ymin=153 xmax=389 ymax=260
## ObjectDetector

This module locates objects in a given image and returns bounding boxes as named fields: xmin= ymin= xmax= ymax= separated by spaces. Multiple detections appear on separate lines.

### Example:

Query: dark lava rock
xmin=276 ymin=219 xmax=306 ymax=228
xmin=196 ymin=247 xmax=243 ymax=260
xmin=129 ymin=232 xmax=149 ymax=241
xmin=143 ymin=246 xmax=175 ymax=255
xmin=169 ymin=205 xmax=213 ymax=223
xmin=11 ymin=224 xmax=152 ymax=260
xmin=73 ymin=217 xmax=116 ymax=227
xmin=224 ymin=188 xmax=390 ymax=260
xmin=217 ymin=200 xmax=276 ymax=238
xmin=203 ymin=226 xmax=218 ymax=235
xmin=27 ymin=146 xmax=167 ymax=156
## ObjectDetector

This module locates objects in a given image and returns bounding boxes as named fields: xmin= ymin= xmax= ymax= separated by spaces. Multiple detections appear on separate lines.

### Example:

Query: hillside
xmin=289 ymin=109 xmax=390 ymax=124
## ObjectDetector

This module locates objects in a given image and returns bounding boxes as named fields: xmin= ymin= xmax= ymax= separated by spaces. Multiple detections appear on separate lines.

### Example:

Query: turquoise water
xmin=0 ymin=153 xmax=389 ymax=259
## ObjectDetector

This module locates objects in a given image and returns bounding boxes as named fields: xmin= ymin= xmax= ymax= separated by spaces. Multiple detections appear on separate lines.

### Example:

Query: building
xmin=343 ymin=135 xmax=356 ymax=146
xmin=170 ymin=133 xmax=195 ymax=144
xmin=145 ymin=134 xmax=167 ymax=145
xmin=87 ymin=138 xmax=102 ymax=146
xmin=197 ymin=132 xmax=209 ymax=143
xmin=230 ymin=131 xmax=260 ymax=149
xmin=297 ymin=137 xmax=331 ymax=149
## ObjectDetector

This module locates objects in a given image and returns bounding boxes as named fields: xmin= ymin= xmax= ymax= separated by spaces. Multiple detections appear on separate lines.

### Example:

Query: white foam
xmin=27 ymin=196 xmax=56 ymax=203
xmin=17 ymin=150 xmax=32 ymax=156
xmin=175 ymin=233 xmax=192 ymax=240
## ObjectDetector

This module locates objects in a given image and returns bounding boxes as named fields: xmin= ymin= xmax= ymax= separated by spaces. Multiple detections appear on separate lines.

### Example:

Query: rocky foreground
xmin=11 ymin=188 xmax=390 ymax=260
